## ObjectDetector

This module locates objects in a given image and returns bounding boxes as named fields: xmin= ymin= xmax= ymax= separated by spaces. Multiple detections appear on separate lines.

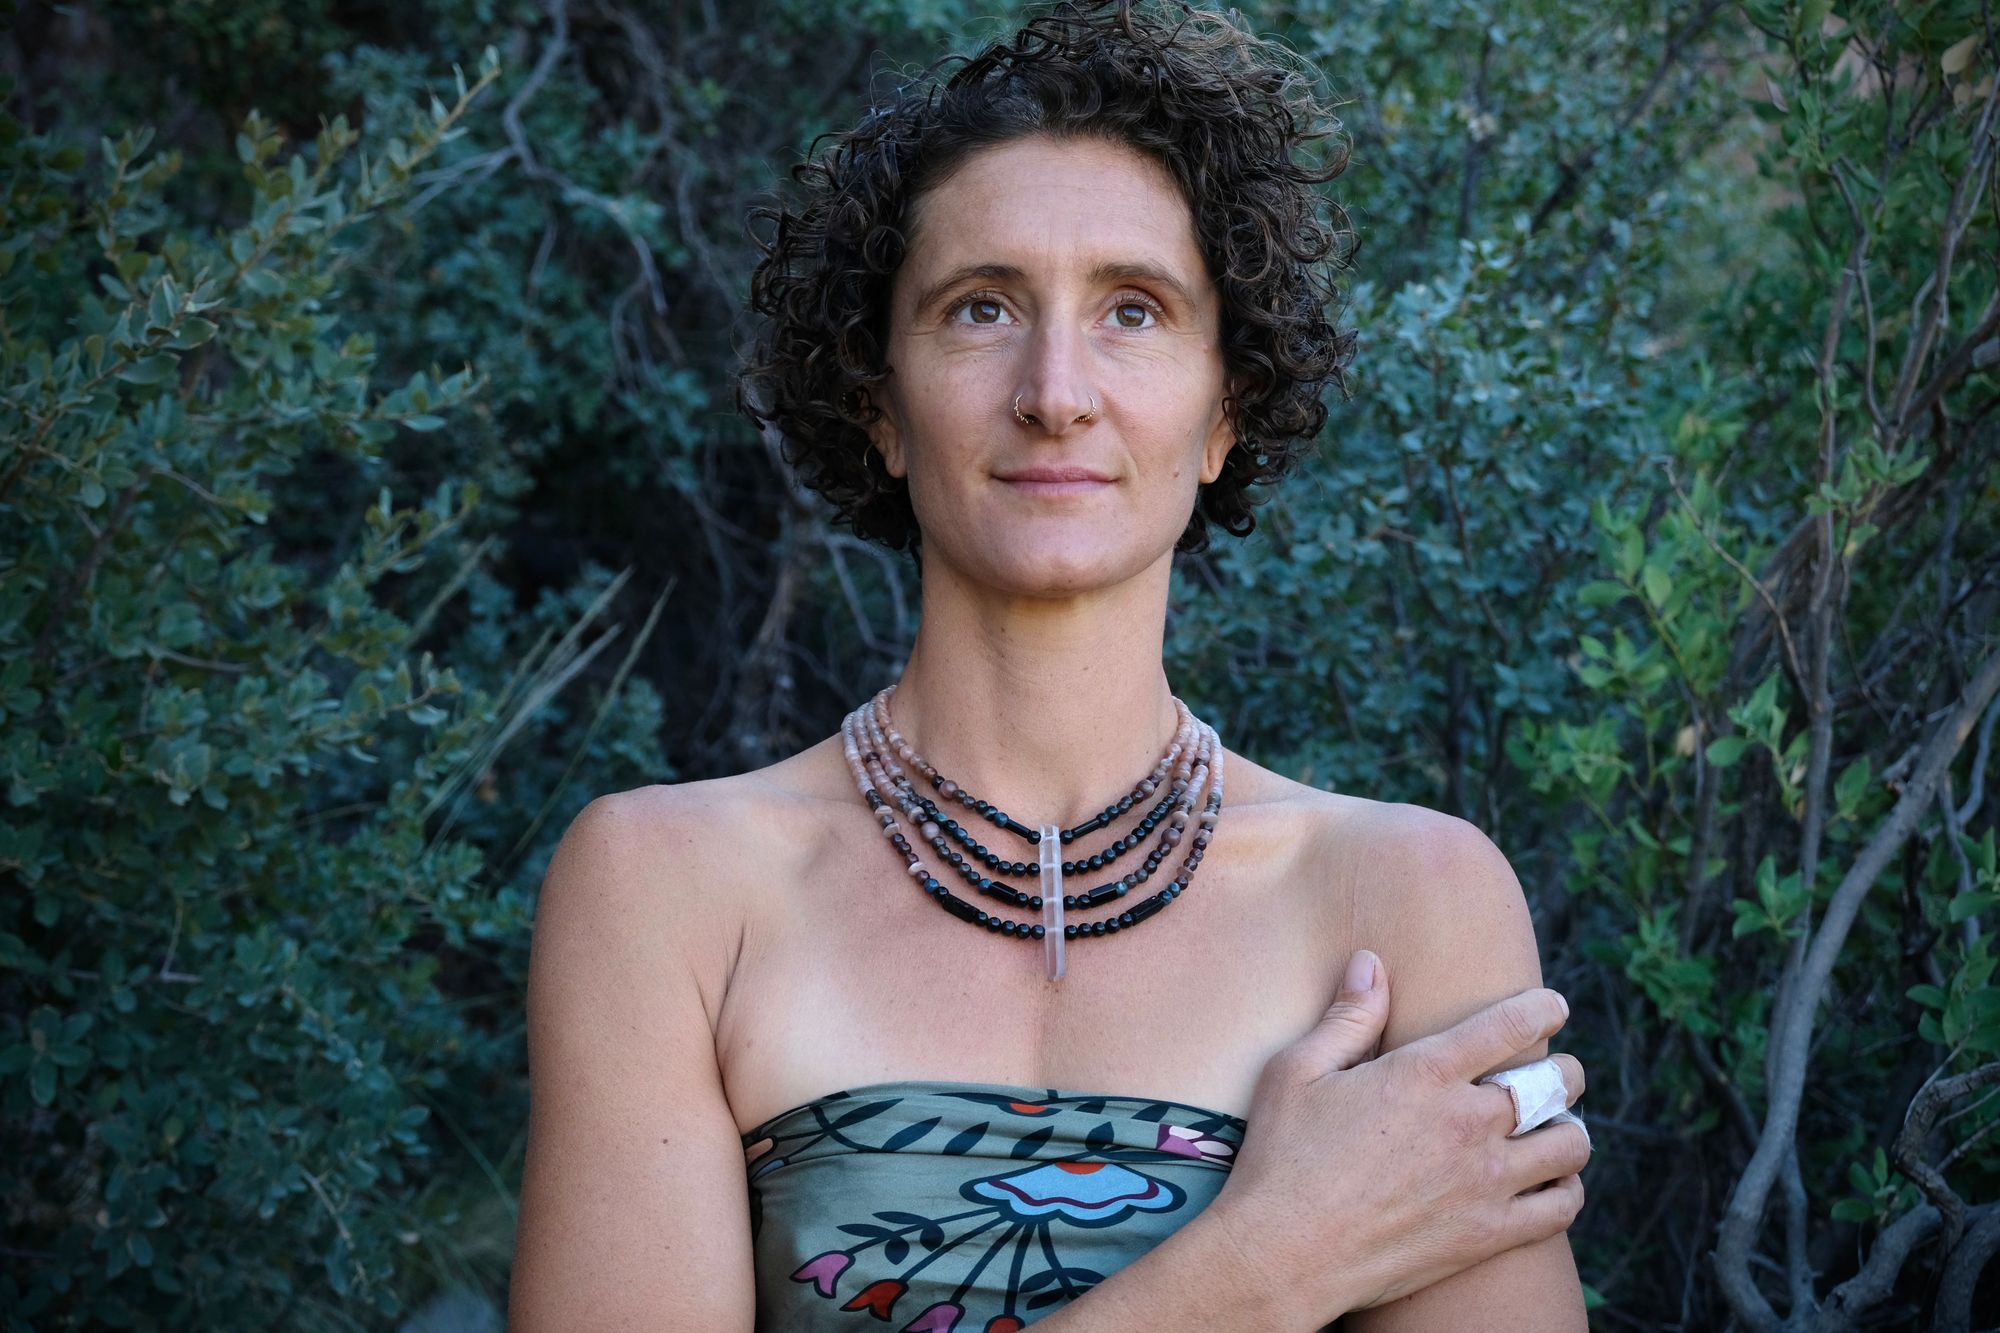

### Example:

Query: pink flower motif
xmin=790 ymin=1250 xmax=852 ymax=1299
xmin=900 ymin=1301 xmax=964 ymax=1332
xmin=1155 ymin=1123 xmax=1235 ymax=1162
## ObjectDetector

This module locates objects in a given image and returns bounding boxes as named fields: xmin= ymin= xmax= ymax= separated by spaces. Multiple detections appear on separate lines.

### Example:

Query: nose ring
xmin=1013 ymin=393 xmax=1098 ymax=426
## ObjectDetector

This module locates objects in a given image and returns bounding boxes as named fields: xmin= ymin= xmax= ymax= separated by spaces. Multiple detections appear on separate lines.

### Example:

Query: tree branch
xmin=1715 ymin=647 xmax=2000 ymax=1329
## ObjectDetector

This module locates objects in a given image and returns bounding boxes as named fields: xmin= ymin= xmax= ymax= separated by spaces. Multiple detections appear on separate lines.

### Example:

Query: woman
xmin=510 ymin=2 xmax=1592 ymax=1329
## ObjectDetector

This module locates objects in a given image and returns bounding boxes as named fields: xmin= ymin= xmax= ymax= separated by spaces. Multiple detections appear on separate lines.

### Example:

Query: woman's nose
xmin=1012 ymin=323 xmax=1099 ymax=432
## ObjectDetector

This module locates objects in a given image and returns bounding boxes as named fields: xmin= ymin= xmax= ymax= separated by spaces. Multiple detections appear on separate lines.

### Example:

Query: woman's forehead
xmin=898 ymin=135 xmax=1208 ymax=300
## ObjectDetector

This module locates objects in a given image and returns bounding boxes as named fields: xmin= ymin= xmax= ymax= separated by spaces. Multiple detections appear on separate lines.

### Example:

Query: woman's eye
xmin=957 ymin=298 xmax=1006 ymax=324
xmin=1113 ymin=301 xmax=1156 ymax=329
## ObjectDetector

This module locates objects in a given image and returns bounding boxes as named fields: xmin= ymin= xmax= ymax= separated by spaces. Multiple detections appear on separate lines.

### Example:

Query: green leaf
xmin=1641 ymin=563 xmax=1672 ymax=607
xmin=115 ymin=354 xmax=179 ymax=386
xmin=1947 ymin=893 xmax=1998 ymax=923
xmin=1617 ymin=524 xmax=1644 ymax=581
xmin=1706 ymin=736 xmax=1751 ymax=767
xmin=168 ymin=317 xmax=219 ymax=349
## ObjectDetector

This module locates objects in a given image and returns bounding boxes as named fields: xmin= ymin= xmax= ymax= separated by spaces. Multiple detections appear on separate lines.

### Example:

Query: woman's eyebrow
xmin=1087 ymin=261 xmax=1201 ymax=310
xmin=911 ymin=263 xmax=1021 ymax=316
xmin=910 ymin=259 xmax=1203 ymax=317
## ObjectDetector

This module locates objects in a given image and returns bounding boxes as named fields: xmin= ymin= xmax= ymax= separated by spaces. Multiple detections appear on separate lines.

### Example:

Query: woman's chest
xmin=714 ymin=795 xmax=1374 ymax=1140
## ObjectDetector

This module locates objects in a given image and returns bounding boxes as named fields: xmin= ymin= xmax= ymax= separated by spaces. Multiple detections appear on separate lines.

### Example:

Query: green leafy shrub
xmin=1507 ymin=3 xmax=2000 ymax=1324
xmin=0 ymin=49 xmax=666 ymax=1329
xmin=10 ymin=0 xmax=1998 ymax=1327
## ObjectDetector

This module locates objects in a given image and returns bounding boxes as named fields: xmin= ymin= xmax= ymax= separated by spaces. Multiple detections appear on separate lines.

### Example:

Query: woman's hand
xmin=1206 ymin=950 xmax=1588 ymax=1324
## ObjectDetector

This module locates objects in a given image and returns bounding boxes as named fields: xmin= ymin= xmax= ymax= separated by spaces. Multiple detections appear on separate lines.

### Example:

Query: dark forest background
xmin=2 ymin=0 xmax=1996 ymax=1328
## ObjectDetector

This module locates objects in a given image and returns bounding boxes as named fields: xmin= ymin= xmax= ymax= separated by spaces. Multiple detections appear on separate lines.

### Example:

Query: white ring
xmin=1478 ymin=1056 xmax=1590 ymax=1151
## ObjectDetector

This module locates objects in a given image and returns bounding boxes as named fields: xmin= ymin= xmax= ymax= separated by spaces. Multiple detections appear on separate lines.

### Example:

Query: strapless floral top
xmin=739 ymin=1079 xmax=1252 ymax=1331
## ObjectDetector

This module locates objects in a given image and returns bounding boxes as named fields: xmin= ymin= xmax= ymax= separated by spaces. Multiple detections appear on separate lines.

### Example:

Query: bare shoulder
xmin=1222 ymin=755 xmax=1543 ymax=1048
xmin=545 ymin=733 xmax=851 ymax=1022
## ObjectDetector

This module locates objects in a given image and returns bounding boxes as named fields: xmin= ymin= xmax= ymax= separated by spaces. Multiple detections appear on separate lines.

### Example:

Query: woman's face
xmin=869 ymin=133 xmax=1234 ymax=597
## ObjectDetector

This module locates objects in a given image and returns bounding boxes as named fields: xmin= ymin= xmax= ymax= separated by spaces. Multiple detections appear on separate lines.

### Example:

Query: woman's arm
xmin=1340 ymin=807 xmax=1590 ymax=1333
xmin=510 ymin=789 xmax=758 ymax=1332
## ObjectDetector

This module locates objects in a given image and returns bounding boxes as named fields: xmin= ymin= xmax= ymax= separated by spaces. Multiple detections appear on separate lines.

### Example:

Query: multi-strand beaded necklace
xmin=838 ymin=685 xmax=1224 ymax=982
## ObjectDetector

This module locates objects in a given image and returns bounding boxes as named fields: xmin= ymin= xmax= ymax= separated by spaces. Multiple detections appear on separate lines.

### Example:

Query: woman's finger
xmin=1399 ymin=988 xmax=1570 ymax=1088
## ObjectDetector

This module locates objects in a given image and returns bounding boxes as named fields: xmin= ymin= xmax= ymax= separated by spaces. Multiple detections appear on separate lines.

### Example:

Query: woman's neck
xmin=886 ymin=555 xmax=1184 ymax=828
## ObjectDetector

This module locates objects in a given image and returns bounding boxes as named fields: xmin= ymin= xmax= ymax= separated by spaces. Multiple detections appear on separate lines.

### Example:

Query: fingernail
xmin=1557 ymin=992 xmax=1570 ymax=1019
xmin=1345 ymin=950 xmax=1376 ymax=993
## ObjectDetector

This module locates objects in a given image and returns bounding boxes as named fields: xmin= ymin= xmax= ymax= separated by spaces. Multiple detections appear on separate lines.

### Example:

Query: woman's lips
xmin=996 ymin=467 xmax=1114 ymax=496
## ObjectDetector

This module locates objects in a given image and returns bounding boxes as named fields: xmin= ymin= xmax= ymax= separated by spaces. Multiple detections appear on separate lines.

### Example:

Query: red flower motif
xmin=842 ymin=1278 xmax=907 ymax=1320
xmin=984 ymin=1319 xmax=1025 ymax=1333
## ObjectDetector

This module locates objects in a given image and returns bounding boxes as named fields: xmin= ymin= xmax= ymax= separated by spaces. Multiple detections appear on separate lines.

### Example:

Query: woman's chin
xmin=960 ymin=541 xmax=1165 ymax=600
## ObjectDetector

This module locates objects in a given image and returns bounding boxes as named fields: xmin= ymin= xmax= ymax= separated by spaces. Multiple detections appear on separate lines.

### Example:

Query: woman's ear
xmin=865 ymin=391 xmax=908 ymax=480
xmin=1199 ymin=390 xmax=1238 ymax=485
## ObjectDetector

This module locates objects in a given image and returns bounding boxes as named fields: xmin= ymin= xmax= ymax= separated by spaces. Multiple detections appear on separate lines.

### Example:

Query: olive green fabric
xmin=740 ymin=1079 xmax=1246 ymax=1331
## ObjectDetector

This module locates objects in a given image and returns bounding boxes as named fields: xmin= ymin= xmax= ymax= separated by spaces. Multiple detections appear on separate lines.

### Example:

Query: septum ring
xmin=1014 ymin=393 xmax=1098 ymax=426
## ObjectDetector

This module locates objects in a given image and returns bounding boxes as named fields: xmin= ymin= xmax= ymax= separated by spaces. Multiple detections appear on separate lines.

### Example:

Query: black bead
xmin=1119 ymin=911 xmax=1135 ymax=927
xmin=1029 ymin=924 xmax=1045 ymax=939
xmin=1001 ymin=920 xmax=1016 ymax=936
xmin=1064 ymin=924 xmax=1079 ymax=939
xmin=1028 ymin=895 xmax=1042 ymax=909
xmin=1092 ymin=921 xmax=1107 ymax=936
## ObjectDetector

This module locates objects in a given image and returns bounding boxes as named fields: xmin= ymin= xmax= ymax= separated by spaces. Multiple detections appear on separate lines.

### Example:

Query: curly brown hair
xmin=738 ymin=0 xmax=1357 ymax=556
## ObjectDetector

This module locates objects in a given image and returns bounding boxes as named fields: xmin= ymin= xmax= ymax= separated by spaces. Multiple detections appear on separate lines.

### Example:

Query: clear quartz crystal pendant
xmin=1039 ymin=822 xmax=1065 ymax=982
